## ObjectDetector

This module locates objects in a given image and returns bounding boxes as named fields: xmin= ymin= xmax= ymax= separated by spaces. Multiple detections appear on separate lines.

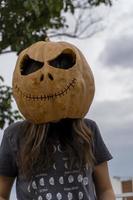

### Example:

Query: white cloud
xmin=0 ymin=52 xmax=17 ymax=86
xmin=97 ymin=0 xmax=133 ymax=70
xmin=100 ymin=34 xmax=133 ymax=68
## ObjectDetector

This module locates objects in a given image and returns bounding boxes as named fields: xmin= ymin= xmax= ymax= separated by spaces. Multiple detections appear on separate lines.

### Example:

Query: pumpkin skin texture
xmin=12 ymin=41 xmax=95 ymax=124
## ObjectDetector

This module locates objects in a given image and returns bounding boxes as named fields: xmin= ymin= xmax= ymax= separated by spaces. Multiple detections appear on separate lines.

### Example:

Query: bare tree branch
xmin=77 ymin=16 xmax=103 ymax=37
xmin=0 ymin=50 xmax=13 ymax=55
xmin=48 ymin=6 xmax=105 ymax=39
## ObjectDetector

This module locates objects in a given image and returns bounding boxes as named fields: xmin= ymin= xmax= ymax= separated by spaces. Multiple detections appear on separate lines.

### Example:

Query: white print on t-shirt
xmin=79 ymin=191 xmax=84 ymax=199
xmin=56 ymin=192 xmax=62 ymax=200
xmin=39 ymin=178 xmax=45 ymax=186
xmin=67 ymin=192 xmax=73 ymax=200
xmin=68 ymin=175 xmax=74 ymax=183
xmin=77 ymin=174 xmax=83 ymax=182
xmin=38 ymin=195 xmax=43 ymax=200
xmin=46 ymin=193 xmax=52 ymax=200
xmin=27 ymin=143 xmax=91 ymax=199
xmin=49 ymin=177 xmax=55 ymax=185
xmin=59 ymin=176 xmax=64 ymax=184
xmin=83 ymin=177 xmax=89 ymax=185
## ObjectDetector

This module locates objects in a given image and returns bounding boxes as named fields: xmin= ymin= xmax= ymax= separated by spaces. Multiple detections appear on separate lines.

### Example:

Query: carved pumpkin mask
xmin=13 ymin=41 xmax=95 ymax=124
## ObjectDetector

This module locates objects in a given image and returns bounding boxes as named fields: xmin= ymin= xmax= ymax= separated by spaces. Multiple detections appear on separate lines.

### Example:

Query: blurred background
xmin=0 ymin=0 xmax=133 ymax=199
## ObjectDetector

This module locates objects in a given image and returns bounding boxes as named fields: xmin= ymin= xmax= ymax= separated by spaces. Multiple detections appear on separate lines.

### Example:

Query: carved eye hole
xmin=20 ymin=55 xmax=44 ymax=75
xmin=49 ymin=49 xmax=76 ymax=69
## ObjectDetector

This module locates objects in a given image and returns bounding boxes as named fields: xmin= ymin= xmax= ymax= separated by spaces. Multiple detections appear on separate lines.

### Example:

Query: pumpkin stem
xmin=45 ymin=37 xmax=50 ymax=42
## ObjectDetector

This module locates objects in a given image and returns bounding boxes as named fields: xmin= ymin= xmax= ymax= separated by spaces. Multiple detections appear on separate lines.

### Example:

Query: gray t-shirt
xmin=0 ymin=119 xmax=112 ymax=200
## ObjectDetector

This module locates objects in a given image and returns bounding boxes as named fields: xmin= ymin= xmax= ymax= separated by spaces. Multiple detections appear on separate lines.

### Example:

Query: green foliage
xmin=0 ymin=0 xmax=112 ymax=54
xmin=0 ymin=0 xmax=68 ymax=53
xmin=0 ymin=76 xmax=22 ymax=129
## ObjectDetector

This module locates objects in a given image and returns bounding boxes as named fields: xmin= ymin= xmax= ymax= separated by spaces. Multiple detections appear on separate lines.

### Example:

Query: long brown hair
xmin=18 ymin=118 xmax=95 ymax=179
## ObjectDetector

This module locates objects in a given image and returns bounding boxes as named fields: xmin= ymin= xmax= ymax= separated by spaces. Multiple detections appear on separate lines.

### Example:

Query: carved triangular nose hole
xmin=48 ymin=73 xmax=54 ymax=81
xmin=40 ymin=74 xmax=44 ymax=82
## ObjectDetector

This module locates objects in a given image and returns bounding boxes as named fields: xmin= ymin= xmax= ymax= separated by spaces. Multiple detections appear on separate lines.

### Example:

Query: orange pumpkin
xmin=12 ymin=41 xmax=95 ymax=124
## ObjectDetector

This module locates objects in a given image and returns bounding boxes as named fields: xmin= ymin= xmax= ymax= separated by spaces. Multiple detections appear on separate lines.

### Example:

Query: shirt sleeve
xmin=85 ymin=119 xmax=113 ymax=165
xmin=0 ymin=129 xmax=18 ymax=177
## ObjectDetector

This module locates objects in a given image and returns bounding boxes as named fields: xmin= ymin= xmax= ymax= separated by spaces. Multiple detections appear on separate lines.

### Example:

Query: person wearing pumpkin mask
xmin=0 ymin=41 xmax=115 ymax=200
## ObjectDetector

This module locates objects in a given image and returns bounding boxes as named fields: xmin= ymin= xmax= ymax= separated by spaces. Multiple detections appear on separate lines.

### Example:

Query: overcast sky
xmin=0 ymin=0 xmax=133 ymax=198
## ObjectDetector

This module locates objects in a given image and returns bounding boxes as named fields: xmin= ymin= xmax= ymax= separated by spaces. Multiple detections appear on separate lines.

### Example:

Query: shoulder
xmin=3 ymin=120 xmax=29 ymax=150
xmin=83 ymin=118 xmax=102 ymax=141
xmin=84 ymin=118 xmax=98 ymax=133
xmin=4 ymin=120 xmax=27 ymax=138
xmin=84 ymin=118 xmax=113 ymax=163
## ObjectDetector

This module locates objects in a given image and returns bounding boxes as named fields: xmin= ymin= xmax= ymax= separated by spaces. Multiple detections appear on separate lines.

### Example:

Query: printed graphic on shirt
xmin=27 ymin=143 xmax=93 ymax=200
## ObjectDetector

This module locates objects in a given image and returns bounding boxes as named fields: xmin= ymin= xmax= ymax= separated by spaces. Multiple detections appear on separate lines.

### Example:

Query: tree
xmin=0 ymin=0 xmax=112 ymax=54
xmin=0 ymin=76 xmax=22 ymax=129
xmin=0 ymin=0 xmax=112 ymax=129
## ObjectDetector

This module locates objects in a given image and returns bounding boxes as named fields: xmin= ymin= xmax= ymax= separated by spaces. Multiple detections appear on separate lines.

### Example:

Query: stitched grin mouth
xmin=14 ymin=78 xmax=76 ymax=101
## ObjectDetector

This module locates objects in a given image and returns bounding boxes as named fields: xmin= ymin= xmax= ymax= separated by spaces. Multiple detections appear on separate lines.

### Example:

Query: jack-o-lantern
xmin=12 ymin=41 xmax=95 ymax=124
